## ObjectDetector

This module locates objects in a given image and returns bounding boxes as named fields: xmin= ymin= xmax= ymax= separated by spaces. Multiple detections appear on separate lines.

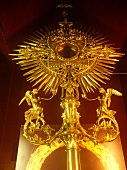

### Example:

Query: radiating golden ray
xmin=97 ymin=63 xmax=114 ymax=69
xmin=92 ymin=70 xmax=110 ymax=81
xmin=52 ymin=76 xmax=60 ymax=93
xmin=23 ymin=42 xmax=37 ymax=46
xmin=95 ymin=65 xmax=113 ymax=72
xmin=38 ymin=74 xmax=53 ymax=91
xmin=27 ymin=71 xmax=45 ymax=82
xmin=20 ymin=63 xmax=39 ymax=70
xmin=26 ymin=38 xmax=39 ymax=44
xmin=24 ymin=67 xmax=41 ymax=76
xmin=77 ymin=77 xmax=86 ymax=94
xmin=11 ymin=24 xmax=123 ymax=95
xmin=18 ymin=61 xmax=38 ymax=67
xmin=90 ymin=72 xmax=107 ymax=84
xmin=27 ymin=68 xmax=44 ymax=78
xmin=87 ymin=74 xmax=100 ymax=87
xmin=81 ymin=77 xmax=91 ymax=92
xmin=84 ymin=76 xmax=96 ymax=89
xmin=17 ymin=58 xmax=37 ymax=64
xmin=33 ymin=73 xmax=49 ymax=87
xmin=44 ymin=77 xmax=56 ymax=93
xmin=94 ymin=66 xmax=113 ymax=75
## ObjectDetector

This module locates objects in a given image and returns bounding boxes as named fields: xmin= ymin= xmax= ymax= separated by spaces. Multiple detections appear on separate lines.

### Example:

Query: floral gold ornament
xmin=11 ymin=3 xmax=123 ymax=170
xmin=26 ymin=141 xmax=119 ymax=170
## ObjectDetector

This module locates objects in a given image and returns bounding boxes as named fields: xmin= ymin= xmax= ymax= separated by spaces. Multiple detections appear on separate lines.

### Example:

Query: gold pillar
xmin=67 ymin=142 xmax=81 ymax=170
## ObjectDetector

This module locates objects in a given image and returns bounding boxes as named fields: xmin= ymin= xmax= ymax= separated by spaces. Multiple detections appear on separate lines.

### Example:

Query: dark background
xmin=0 ymin=0 xmax=127 ymax=169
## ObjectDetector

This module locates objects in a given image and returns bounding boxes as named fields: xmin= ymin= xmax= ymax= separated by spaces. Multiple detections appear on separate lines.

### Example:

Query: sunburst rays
xmin=10 ymin=26 xmax=123 ymax=95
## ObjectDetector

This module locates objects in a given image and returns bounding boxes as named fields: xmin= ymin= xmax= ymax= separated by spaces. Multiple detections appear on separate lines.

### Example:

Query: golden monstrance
xmin=11 ymin=2 xmax=123 ymax=170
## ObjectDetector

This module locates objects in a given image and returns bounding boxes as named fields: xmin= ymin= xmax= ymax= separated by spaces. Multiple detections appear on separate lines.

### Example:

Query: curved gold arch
xmin=80 ymin=141 xmax=119 ymax=170
xmin=26 ymin=140 xmax=65 ymax=170
xmin=26 ymin=140 xmax=119 ymax=170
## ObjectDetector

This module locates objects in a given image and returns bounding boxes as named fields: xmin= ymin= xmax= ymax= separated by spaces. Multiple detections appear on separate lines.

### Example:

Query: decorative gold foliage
xmin=26 ymin=140 xmax=119 ymax=170
xmin=11 ymin=19 xmax=123 ymax=95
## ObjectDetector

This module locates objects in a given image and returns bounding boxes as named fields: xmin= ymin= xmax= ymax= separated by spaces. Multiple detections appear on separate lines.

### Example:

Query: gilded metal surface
xmin=67 ymin=148 xmax=81 ymax=170
xmin=18 ymin=82 xmax=122 ymax=145
xmin=26 ymin=141 xmax=119 ymax=170
xmin=11 ymin=16 xmax=122 ymax=96
xmin=11 ymin=3 xmax=123 ymax=170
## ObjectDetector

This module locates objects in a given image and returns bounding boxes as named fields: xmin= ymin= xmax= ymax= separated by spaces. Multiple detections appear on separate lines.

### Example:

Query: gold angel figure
xmin=19 ymin=89 xmax=39 ymax=108
xmin=96 ymin=88 xmax=122 ymax=117
xmin=19 ymin=89 xmax=45 ymax=125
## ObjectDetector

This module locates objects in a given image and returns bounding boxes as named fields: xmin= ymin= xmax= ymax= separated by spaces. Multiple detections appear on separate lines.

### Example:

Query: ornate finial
xmin=56 ymin=1 xmax=73 ymax=18
xmin=11 ymin=2 xmax=123 ymax=169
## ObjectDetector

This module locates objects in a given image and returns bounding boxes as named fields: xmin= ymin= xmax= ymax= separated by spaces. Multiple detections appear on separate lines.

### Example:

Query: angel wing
xmin=25 ymin=91 xmax=32 ymax=106
xmin=19 ymin=91 xmax=32 ymax=106
xmin=107 ymin=88 xmax=122 ymax=96
xmin=19 ymin=96 xmax=26 ymax=106
xmin=107 ymin=88 xmax=122 ymax=107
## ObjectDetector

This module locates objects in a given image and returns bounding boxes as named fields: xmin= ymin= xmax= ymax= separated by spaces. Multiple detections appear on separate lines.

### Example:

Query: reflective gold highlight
xmin=26 ymin=140 xmax=64 ymax=170
xmin=26 ymin=140 xmax=119 ymax=170
xmin=11 ymin=2 xmax=122 ymax=170
xmin=80 ymin=141 xmax=119 ymax=170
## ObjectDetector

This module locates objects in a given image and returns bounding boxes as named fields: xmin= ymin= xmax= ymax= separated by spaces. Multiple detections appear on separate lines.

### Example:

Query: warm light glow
xmin=80 ymin=141 xmax=119 ymax=170
xmin=26 ymin=140 xmax=119 ymax=170
xmin=26 ymin=140 xmax=65 ymax=170
xmin=12 ymin=3 xmax=123 ymax=170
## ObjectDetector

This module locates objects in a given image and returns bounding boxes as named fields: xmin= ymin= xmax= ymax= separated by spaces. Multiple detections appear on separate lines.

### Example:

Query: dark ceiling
xmin=0 ymin=0 xmax=127 ymax=167
xmin=1 ymin=0 xmax=127 ymax=50
xmin=0 ymin=0 xmax=127 ymax=124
